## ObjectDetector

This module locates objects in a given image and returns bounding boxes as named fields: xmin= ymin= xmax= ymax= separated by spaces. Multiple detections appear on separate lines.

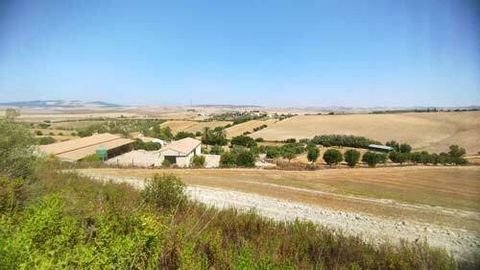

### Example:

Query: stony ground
xmin=80 ymin=172 xmax=480 ymax=262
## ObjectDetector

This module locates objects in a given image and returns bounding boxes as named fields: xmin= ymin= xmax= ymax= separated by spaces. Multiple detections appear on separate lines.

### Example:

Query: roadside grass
xmin=0 ymin=162 xmax=462 ymax=269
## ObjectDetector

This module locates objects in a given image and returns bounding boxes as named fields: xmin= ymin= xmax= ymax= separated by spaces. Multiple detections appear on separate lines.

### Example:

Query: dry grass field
xmin=250 ymin=111 xmax=480 ymax=154
xmin=80 ymin=166 xmax=480 ymax=231
xmin=225 ymin=119 xmax=278 ymax=138
xmin=160 ymin=120 xmax=232 ymax=134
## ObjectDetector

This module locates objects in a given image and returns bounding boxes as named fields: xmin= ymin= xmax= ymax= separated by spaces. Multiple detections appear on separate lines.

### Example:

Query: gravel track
xmin=81 ymin=172 xmax=480 ymax=262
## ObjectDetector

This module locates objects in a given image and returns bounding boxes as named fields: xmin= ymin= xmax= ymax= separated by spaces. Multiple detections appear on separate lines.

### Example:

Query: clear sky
xmin=0 ymin=0 xmax=479 ymax=107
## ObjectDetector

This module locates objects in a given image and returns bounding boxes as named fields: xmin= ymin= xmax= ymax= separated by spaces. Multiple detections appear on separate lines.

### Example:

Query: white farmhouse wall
xmin=194 ymin=145 xmax=201 ymax=155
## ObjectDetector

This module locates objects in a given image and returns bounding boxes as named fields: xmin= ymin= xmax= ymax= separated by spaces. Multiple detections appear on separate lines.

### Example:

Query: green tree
xmin=0 ymin=120 xmax=36 ymax=179
xmin=220 ymin=151 xmax=237 ymax=167
xmin=282 ymin=149 xmax=296 ymax=163
xmin=344 ymin=149 xmax=361 ymax=167
xmin=389 ymin=151 xmax=409 ymax=164
xmin=362 ymin=152 xmax=386 ymax=167
xmin=323 ymin=149 xmax=343 ymax=166
xmin=399 ymin=143 xmax=412 ymax=153
xmin=236 ymin=150 xmax=256 ymax=167
xmin=231 ymin=135 xmax=257 ymax=148
xmin=306 ymin=146 xmax=320 ymax=165
xmin=174 ymin=131 xmax=195 ymax=140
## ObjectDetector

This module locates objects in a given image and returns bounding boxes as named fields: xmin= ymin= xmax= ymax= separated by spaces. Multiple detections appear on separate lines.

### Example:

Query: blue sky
xmin=0 ymin=0 xmax=479 ymax=107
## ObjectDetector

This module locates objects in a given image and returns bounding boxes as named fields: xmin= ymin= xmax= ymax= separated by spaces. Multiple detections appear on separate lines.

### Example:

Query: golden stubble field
xmin=160 ymin=120 xmax=232 ymax=134
xmin=250 ymin=111 xmax=480 ymax=154
xmin=224 ymin=119 xmax=278 ymax=138
xmin=80 ymin=166 xmax=480 ymax=231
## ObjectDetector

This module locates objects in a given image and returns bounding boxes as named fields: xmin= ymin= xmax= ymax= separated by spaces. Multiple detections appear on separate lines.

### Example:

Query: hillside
xmin=251 ymin=111 xmax=480 ymax=154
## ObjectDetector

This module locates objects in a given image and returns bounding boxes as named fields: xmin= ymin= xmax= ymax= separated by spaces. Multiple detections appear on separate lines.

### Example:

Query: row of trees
xmin=314 ymin=149 xmax=386 ymax=168
xmin=389 ymin=145 xmax=467 ymax=165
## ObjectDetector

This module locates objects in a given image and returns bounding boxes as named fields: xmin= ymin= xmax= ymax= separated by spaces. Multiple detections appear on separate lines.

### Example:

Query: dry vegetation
xmin=160 ymin=120 xmax=232 ymax=134
xmin=225 ymin=119 xmax=278 ymax=138
xmin=80 ymin=166 xmax=480 ymax=232
xmin=251 ymin=111 xmax=480 ymax=154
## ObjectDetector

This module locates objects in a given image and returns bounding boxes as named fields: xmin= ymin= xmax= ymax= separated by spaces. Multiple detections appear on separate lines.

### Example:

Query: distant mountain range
xmin=0 ymin=100 xmax=123 ymax=108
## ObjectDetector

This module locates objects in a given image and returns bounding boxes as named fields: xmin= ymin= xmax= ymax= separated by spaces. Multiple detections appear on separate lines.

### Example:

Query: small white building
xmin=159 ymin=137 xmax=201 ymax=167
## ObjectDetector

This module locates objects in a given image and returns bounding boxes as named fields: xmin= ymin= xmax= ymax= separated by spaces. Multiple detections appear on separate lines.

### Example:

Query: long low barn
xmin=39 ymin=133 xmax=134 ymax=162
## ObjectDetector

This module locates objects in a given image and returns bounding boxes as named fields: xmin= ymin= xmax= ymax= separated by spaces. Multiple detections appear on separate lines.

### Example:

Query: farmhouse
xmin=38 ymin=133 xmax=134 ymax=162
xmin=159 ymin=137 xmax=201 ymax=167
xmin=368 ymin=144 xmax=394 ymax=152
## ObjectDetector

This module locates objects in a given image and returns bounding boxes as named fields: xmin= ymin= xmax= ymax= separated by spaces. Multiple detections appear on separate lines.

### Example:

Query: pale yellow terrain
xmin=225 ymin=119 xmax=278 ymax=138
xmin=160 ymin=120 xmax=232 ymax=134
xmin=251 ymin=111 xmax=480 ymax=154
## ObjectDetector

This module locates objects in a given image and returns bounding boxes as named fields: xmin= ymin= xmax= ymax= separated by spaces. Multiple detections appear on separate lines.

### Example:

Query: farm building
xmin=158 ymin=137 xmax=201 ymax=167
xmin=38 ymin=133 xmax=134 ymax=162
xmin=368 ymin=144 xmax=394 ymax=152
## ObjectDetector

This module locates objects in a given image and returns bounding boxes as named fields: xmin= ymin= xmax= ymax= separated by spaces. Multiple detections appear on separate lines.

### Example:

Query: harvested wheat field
xmin=79 ymin=166 xmax=480 ymax=260
xmin=225 ymin=119 xmax=278 ymax=138
xmin=79 ymin=166 xmax=480 ymax=229
xmin=160 ymin=120 xmax=232 ymax=134
xmin=251 ymin=111 xmax=480 ymax=154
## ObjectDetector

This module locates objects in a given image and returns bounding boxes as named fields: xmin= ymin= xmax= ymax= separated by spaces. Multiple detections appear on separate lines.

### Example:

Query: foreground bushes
xmin=0 ymin=170 xmax=459 ymax=269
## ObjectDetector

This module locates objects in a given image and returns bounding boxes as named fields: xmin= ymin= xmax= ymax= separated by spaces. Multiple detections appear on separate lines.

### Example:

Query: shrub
xmin=231 ymin=135 xmax=257 ymax=148
xmin=362 ymin=152 xmax=387 ymax=167
xmin=266 ymin=147 xmax=280 ymax=159
xmin=195 ymin=131 xmax=202 ymax=137
xmin=133 ymin=139 xmax=161 ymax=151
xmin=36 ymin=136 xmax=56 ymax=145
xmin=389 ymin=151 xmax=410 ymax=164
xmin=0 ymin=120 xmax=36 ymax=179
xmin=35 ymin=130 xmax=43 ymax=136
xmin=192 ymin=155 xmax=206 ymax=167
xmin=175 ymin=131 xmax=196 ymax=140
xmin=0 ymin=176 xmax=25 ymax=213
xmin=255 ymin=137 xmax=264 ymax=142
xmin=284 ymin=138 xmax=296 ymax=143
xmin=220 ymin=152 xmax=237 ymax=167
xmin=236 ymin=150 xmax=255 ymax=167
xmin=323 ymin=149 xmax=343 ymax=166
xmin=162 ymin=159 xmax=172 ymax=167
xmin=142 ymin=174 xmax=187 ymax=211
xmin=344 ymin=149 xmax=361 ymax=167
xmin=307 ymin=146 xmax=320 ymax=165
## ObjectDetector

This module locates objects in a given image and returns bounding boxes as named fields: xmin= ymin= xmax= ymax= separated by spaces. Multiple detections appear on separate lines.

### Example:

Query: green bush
xmin=162 ymin=159 xmax=172 ymax=167
xmin=220 ymin=152 xmax=237 ymax=167
xmin=236 ymin=150 xmax=256 ymax=167
xmin=192 ymin=155 xmax=206 ymax=167
xmin=307 ymin=146 xmax=320 ymax=165
xmin=36 ymin=136 xmax=56 ymax=145
xmin=362 ymin=152 xmax=387 ymax=167
xmin=142 ymin=174 xmax=187 ymax=211
xmin=231 ymin=135 xmax=257 ymax=148
xmin=175 ymin=131 xmax=196 ymax=140
xmin=0 ymin=120 xmax=37 ymax=179
xmin=133 ymin=139 xmax=161 ymax=151
xmin=0 ymin=176 xmax=25 ymax=213
xmin=35 ymin=130 xmax=43 ymax=136
xmin=323 ymin=149 xmax=343 ymax=166
xmin=344 ymin=149 xmax=361 ymax=167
